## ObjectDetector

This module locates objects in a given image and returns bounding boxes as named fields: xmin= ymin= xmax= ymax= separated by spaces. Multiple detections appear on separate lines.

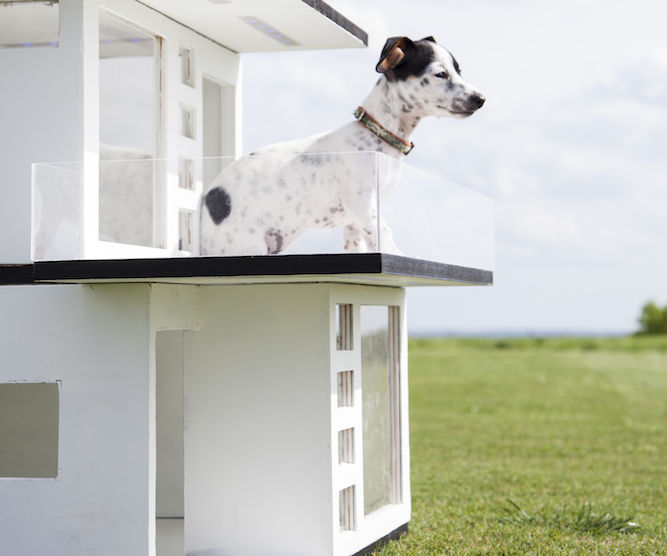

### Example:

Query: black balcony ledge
xmin=1 ymin=254 xmax=493 ymax=288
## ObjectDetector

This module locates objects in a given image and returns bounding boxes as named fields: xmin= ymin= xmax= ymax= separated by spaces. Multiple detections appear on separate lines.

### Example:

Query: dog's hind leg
xmin=344 ymin=224 xmax=376 ymax=253
xmin=343 ymin=225 xmax=367 ymax=252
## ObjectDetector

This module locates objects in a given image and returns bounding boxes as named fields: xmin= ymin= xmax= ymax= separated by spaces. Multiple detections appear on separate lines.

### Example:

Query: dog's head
xmin=376 ymin=36 xmax=485 ymax=119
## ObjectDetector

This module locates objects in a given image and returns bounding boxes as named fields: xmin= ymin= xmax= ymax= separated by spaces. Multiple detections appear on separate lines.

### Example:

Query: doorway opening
xmin=155 ymin=330 xmax=185 ymax=555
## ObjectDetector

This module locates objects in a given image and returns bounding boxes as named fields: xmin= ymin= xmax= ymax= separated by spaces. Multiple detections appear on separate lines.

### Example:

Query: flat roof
xmin=139 ymin=0 xmax=368 ymax=52
xmin=2 ymin=255 xmax=492 ymax=288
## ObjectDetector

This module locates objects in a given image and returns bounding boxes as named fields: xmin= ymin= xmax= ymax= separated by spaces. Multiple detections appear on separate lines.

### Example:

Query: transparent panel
xmin=379 ymin=155 xmax=494 ymax=269
xmin=99 ymin=10 xmax=162 ymax=248
xmin=0 ymin=382 xmax=59 ymax=478
xmin=31 ymin=153 xmax=494 ymax=265
xmin=361 ymin=306 xmax=391 ymax=515
xmin=0 ymin=1 xmax=59 ymax=49
xmin=32 ymin=162 xmax=83 ymax=261
xmin=99 ymin=157 xmax=158 ymax=246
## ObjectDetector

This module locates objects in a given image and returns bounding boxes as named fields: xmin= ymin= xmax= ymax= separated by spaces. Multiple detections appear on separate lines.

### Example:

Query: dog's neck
xmin=360 ymin=77 xmax=423 ymax=147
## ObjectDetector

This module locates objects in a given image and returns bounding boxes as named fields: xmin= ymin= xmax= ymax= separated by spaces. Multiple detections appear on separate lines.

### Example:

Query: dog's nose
xmin=469 ymin=93 xmax=486 ymax=109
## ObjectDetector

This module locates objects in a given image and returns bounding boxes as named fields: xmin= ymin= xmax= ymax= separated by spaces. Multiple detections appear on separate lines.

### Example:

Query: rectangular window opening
xmin=178 ymin=157 xmax=195 ymax=190
xmin=335 ymin=304 xmax=353 ymax=351
xmin=98 ymin=9 xmax=164 ymax=249
xmin=338 ymin=428 xmax=355 ymax=464
xmin=339 ymin=486 xmax=356 ymax=531
xmin=337 ymin=370 xmax=354 ymax=407
xmin=180 ymin=104 xmax=196 ymax=139
xmin=0 ymin=382 xmax=60 ymax=478
xmin=0 ymin=1 xmax=59 ymax=49
xmin=178 ymin=209 xmax=194 ymax=252
xmin=178 ymin=45 xmax=194 ymax=87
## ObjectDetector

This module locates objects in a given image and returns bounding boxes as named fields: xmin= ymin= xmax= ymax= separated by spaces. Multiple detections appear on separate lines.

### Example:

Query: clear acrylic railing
xmin=32 ymin=152 xmax=493 ymax=270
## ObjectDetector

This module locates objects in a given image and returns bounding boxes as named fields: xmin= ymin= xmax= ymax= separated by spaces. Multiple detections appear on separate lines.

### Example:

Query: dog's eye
xmin=435 ymin=71 xmax=449 ymax=79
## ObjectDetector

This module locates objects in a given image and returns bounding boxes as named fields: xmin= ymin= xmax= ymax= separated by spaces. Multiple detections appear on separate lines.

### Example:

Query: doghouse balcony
xmin=31 ymin=152 xmax=493 ymax=272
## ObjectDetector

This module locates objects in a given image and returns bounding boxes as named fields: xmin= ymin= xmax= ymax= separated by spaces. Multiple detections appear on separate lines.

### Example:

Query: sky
xmin=240 ymin=0 xmax=667 ymax=335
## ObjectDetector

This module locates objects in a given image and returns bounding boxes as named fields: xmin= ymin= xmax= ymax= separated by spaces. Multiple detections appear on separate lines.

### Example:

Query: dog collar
xmin=354 ymin=106 xmax=414 ymax=155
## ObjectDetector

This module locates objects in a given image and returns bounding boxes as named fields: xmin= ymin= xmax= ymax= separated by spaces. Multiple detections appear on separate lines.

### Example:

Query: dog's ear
xmin=420 ymin=36 xmax=436 ymax=43
xmin=376 ymin=36 xmax=414 ymax=73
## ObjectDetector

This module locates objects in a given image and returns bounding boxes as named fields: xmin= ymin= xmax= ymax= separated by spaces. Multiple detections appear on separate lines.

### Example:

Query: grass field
xmin=377 ymin=336 xmax=667 ymax=555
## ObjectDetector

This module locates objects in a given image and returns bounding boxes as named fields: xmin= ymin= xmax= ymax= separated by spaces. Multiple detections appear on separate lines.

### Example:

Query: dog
xmin=199 ymin=36 xmax=485 ymax=256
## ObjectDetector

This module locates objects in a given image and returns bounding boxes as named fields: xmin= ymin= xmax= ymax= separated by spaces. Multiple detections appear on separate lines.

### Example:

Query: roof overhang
xmin=137 ymin=0 xmax=368 ymax=52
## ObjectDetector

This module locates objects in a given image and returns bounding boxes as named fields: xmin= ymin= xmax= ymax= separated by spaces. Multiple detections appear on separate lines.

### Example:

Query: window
xmin=180 ymin=104 xmax=196 ymax=139
xmin=339 ymin=486 xmax=356 ymax=531
xmin=178 ymin=209 xmax=194 ymax=252
xmin=335 ymin=304 xmax=353 ymax=350
xmin=99 ymin=10 xmax=164 ymax=248
xmin=361 ymin=305 xmax=401 ymax=515
xmin=337 ymin=371 xmax=354 ymax=407
xmin=178 ymin=45 xmax=194 ymax=87
xmin=178 ymin=157 xmax=195 ymax=191
xmin=0 ymin=382 xmax=59 ymax=478
xmin=338 ymin=428 xmax=355 ymax=464
xmin=0 ymin=1 xmax=59 ymax=49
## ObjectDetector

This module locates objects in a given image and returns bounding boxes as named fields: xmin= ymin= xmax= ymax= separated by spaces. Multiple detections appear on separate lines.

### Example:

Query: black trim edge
xmin=301 ymin=0 xmax=369 ymax=46
xmin=353 ymin=523 xmax=409 ymax=556
xmin=34 ymin=254 xmax=385 ymax=281
xmin=0 ymin=265 xmax=34 ymax=285
xmin=30 ymin=253 xmax=493 ymax=286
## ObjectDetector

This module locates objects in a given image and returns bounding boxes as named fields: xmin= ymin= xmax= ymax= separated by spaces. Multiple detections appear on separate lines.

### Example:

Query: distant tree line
xmin=637 ymin=301 xmax=667 ymax=335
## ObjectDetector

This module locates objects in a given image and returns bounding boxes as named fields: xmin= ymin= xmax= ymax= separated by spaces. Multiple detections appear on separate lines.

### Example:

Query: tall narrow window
xmin=339 ymin=486 xmax=356 ymax=531
xmin=178 ymin=157 xmax=195 ymax=191
xmin=338 ymin=428 xmax=355 ymax=464
xmin=336 ymin=304 xmax=353 ymax=350
xmin=178 ymin=209 xmax=194 ymax=252
xmin=337 ymin=370 xmax=354 ymax=407
xmin=178 ymin=45 xmax=194 ymax=87
xmin=98 ymin=10 xmax=163 ymax=248
xmin=180 ymin=104 xmax=196 ymax=139
xmin=361 ymin=305 xmax=401 ymax=515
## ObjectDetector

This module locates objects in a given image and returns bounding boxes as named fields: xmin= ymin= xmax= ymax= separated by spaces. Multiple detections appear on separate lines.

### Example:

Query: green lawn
xmin=378 ymin=336 xmax=667 ymax=555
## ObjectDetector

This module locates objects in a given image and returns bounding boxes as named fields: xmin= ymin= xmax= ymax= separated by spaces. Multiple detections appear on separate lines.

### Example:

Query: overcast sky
xmin=240 ymin=0 xmax=667 ymax=334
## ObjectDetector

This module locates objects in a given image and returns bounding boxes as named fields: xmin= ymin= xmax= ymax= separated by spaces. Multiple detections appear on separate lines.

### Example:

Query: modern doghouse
xmin=0 ymin=1 xmax=493 ymax=555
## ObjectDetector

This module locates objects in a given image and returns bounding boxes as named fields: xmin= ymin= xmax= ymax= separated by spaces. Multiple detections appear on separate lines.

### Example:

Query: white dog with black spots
xmin=199 ymin=36 xmax=485 ymax=256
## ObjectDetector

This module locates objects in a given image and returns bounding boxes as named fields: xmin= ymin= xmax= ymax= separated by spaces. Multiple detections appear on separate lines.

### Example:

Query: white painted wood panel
xmin=0 ymin=284 xmax=152 ymax=555
xmin=183 ymin=283 xmax=334 ymax=555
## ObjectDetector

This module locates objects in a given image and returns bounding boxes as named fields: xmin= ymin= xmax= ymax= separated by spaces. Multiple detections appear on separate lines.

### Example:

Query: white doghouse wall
xmin=0 ymin=282 xmax=410 ymax=556
xmin=0 ymin=284 xmax=154 ymax=554
xmin=1 ymin=0 xmax=240 ymax=263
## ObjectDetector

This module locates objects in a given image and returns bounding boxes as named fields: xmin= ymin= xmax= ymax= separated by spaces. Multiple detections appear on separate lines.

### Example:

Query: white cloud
xmin=241 ymin=0 xmax=667 ymax=333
